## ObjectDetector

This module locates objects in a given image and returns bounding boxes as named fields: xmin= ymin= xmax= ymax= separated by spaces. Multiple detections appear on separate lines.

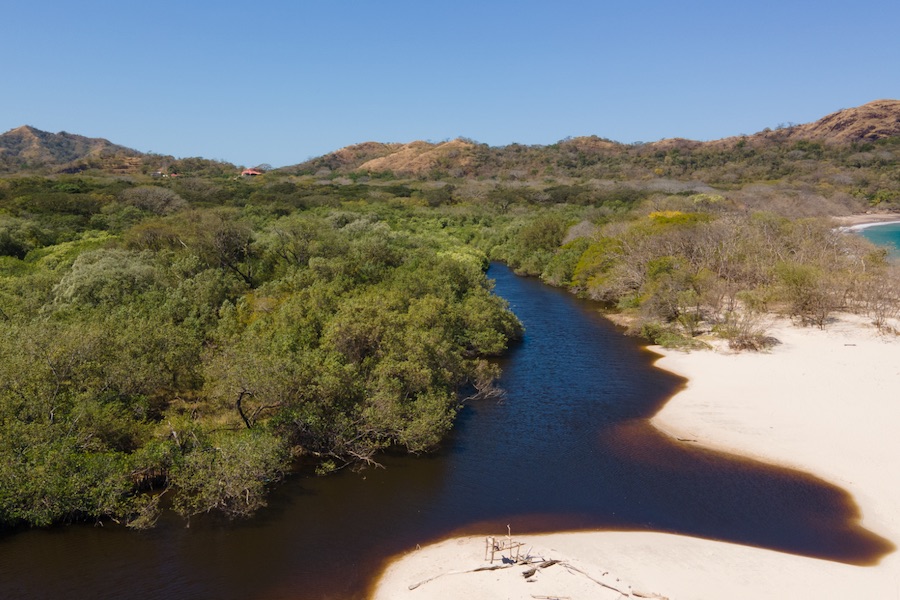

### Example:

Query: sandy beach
xmin=834 ymin=212 xmax=900 ymax=230
xmin=371 ymin=314 xmax=900 ymax=599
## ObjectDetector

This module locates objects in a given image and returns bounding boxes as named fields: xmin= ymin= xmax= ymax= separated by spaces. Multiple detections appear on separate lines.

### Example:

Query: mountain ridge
xmin=286 ymin=99 xmax=900 ymax=176
xmin=2 ymin=99 xmax=898 ymax=176
xmin=0 ymin=125 xmax=143 ymax=172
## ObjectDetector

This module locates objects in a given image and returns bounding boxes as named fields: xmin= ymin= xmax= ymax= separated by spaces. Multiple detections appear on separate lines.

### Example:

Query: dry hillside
xmin=358 ymin=139 xmax=478 ymax=176
xmin=4 ymin=99 xmax=898 ymax=178
xmin=0 ymin=125 xmax=143 ymax=172
xmin=285 ymin=99 xmax=900 ymax=177
xmin=708 ymin=99 xmax=900 ymax=149
xmin=783 ymin=99 xmax=900 ymax=144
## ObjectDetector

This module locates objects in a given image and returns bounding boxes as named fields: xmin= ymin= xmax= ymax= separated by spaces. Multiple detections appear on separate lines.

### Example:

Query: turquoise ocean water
xmin=858 ymin=222 xmax=900 ymax=258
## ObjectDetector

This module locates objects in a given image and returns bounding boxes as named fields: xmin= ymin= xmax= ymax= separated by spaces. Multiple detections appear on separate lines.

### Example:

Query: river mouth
xmin=0 ymin=263 xmax=891 ymax=600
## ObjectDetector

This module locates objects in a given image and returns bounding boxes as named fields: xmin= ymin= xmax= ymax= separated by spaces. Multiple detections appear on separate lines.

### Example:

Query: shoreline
xmin=833 ymin=212 xmax=900 ymax=231
xmin=370 ymin=314 xmax=900 ymax=599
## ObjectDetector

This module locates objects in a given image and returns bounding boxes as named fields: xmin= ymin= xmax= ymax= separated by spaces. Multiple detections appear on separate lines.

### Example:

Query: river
xmin=0 ymin=264 xmax=889 ymax=599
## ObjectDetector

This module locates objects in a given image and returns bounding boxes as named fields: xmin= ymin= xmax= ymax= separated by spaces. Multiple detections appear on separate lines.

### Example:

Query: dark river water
xmin=0 ymin=264 xmax=891 ymax=599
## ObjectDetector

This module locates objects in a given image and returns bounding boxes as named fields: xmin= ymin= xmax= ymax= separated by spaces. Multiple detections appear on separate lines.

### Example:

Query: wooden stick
xmin=560 ymin=563 xmax=631 ymax=596
xmin=408 ymin=564 xmax=511 ymax=590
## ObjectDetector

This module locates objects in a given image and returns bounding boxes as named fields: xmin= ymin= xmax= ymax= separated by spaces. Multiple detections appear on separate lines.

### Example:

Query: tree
xmin=51 ymin=249 xmax=159 ymax=307
xmin=776 ymin=262 xmax=838 ymax=328
xmin=169 ymin=429 xmax=287 ymax=520
xmin=120 ymin=186 xmax=187 ymax=215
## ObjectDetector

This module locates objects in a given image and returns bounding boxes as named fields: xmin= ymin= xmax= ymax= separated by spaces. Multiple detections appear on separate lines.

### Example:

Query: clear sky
xmin=3 ymin=0 xmax=898 ymax=167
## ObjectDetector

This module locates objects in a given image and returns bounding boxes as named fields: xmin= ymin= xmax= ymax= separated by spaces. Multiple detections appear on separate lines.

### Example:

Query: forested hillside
xmin=1 ymin=102 xmax=899 ymax=529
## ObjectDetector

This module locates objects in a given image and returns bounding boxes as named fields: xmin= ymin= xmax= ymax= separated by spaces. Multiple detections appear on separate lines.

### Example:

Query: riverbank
xmin=371 ymin=314 xmax=900 ymax=599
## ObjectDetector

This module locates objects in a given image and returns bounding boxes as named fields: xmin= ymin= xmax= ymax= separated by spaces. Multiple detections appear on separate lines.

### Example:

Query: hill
xmin=284 ymin=99 xmax=900 ymax=179
xmin=774 ymin=98 xmax=900 ymax=144
xmin=3 ymin=99 xmax=898 ymax=180
xmin=0 ymin=126 xmax=144 ymax=173
xmin=708 ymin=99 xmax=900 ymax=149
xmin=0 ymin=126 xmax=238 ymax=176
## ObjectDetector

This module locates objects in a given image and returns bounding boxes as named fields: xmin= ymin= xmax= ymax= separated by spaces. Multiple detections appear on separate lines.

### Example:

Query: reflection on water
xmin=0 ymin=264 xmax=891 ymax=600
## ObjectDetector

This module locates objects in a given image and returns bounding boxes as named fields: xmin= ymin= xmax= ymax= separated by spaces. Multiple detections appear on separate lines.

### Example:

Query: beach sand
xmin=371 ymin=314 xmax=900 ymax=599
xmin=834 ymin=213 xmax=900 ymax=230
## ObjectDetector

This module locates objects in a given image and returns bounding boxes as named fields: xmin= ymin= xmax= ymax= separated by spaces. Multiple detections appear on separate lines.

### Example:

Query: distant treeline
xmin=288 ymin=136 xmax=900 ymax=211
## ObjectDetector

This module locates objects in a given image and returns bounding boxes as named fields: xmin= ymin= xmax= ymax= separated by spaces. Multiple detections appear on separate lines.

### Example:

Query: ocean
xmin=858 ymin=221 xmax=900 ymax=258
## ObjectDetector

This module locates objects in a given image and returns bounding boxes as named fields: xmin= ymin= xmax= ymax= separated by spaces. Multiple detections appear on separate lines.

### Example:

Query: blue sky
xmin=3 ymin=0 xmax=898 ymax=167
